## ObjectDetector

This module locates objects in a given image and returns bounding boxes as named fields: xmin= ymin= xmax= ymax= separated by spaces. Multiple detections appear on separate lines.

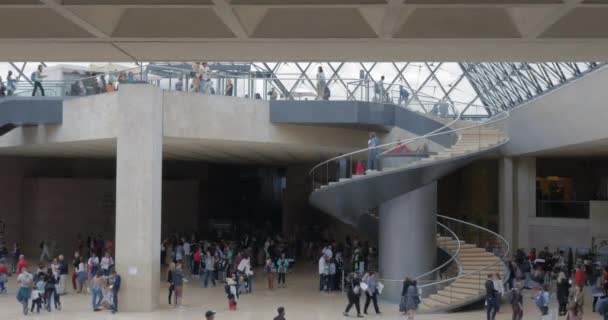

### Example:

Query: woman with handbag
xmin=343 ymin=275 xmax=363 ymax=318
xmin=404 ymin=280 xmax=420 ymax=320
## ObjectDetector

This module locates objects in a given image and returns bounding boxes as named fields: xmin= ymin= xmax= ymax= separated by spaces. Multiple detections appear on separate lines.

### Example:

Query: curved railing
xmin=415 ymin=215 xmax=510 ymax=311
xmin=308 ymin=99 xmax=509 ymax=189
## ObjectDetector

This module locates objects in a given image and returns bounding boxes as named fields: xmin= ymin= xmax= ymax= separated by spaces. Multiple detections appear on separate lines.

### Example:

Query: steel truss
xmin=250 ymin=62 xmax=482 ymax=114
xmin=461 ymin=62 xmax=606 ymax=111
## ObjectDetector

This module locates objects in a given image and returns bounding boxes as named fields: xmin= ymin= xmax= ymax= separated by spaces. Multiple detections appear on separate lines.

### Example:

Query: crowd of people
xmin=484 ymin=246 xmax=608 ymax=320
xmin=0 ymin=234 xmax=122 ymax=315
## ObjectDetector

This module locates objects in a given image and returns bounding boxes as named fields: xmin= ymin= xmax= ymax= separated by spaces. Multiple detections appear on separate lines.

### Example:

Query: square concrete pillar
xmin=514 ymin=157 xmax=536 ymax=251
xmin=498 ymin=157 xmax=514 ymax=251
xmin=115 ymin=85 xmax=163 ymax=312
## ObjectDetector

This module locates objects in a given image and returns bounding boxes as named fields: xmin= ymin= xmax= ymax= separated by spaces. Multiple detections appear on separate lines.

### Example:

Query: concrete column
xmin=498 ymin=157 xmax=514 ymax=251
xmin=115 ymin=85 xmax=163 ymax=312
xmin=513 ymin=157 xmax=536 ymax=251
xmin=379 ymin=182 xmax=437 ymax=303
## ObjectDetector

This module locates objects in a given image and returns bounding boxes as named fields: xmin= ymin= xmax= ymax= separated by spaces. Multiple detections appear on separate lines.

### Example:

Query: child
xmin=226 ymin=273 xmax=238 ymax=310
xmin=31 ymin=277 xmax=45 ymax=313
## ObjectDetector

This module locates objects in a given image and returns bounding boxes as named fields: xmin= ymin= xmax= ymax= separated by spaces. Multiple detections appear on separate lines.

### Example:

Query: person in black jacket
xmin=111 ymin=270 xmax=121 ymax=314
xmin=556 ymin=271 xmax=570 ymax=316
xmin=167 ymin=262 xmax=175 ymax=305
xmin=44 ymin=268 xmax=61 ymax=311
xmin=485 ymin=274 xmax=497 ymax=320
xmin=343 ymin=275 xmax=363 ymax=318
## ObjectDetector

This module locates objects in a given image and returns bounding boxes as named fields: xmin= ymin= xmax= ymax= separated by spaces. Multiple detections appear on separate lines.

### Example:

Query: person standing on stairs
xmin=485 ymin=274 xmax=498 ymax=320
xmin=367 ymin=132 xmax=380 ymax=172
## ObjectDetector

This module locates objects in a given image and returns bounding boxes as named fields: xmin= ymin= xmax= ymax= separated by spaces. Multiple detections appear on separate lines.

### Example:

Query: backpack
xmin=535 ymin=292 xmax=546 ymax=308
xmin=31 ymin=72 xmax=37 ymax=82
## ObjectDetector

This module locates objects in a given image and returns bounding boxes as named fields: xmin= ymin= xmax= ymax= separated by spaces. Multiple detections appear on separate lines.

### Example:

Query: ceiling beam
xmin=211 ymin=0 xmax=249 ymax=39
xmin=524 ymin=0 xmax=584 ymax=39
xmin=39 ymin=0 xmax=110 ymax=38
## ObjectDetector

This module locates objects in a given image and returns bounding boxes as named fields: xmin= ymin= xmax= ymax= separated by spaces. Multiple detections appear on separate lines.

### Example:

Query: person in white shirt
xmin=200 ymin=62 xmax=212 ymax=94
xmin=100 ymin=252 xmax=114 ymax=276
xmin=492 ymin=273 xmax=505 ymax=312
xmin=183 ymin=240 xmax=191 ymax=271
xmin=319 ymin=256 xmax=327 ymax=291
xmin=88 ymin=253 xmax=100 ymax=279
xmin=316 ymin=66 xmax=326 ymax=100
xmin=237 ymin=256 xmax=253 ymax=293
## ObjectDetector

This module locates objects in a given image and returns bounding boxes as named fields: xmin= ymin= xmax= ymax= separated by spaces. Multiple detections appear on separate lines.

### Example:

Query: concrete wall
xmin=162 ymin=92 xmax=369 ymax=150
xmin=504 ymin=65 xmax=608 ymax=156
xmin=16 ymin=178 xmax=198 ymax=258
xmin=528 ymin=217 xmax=591 ymax=250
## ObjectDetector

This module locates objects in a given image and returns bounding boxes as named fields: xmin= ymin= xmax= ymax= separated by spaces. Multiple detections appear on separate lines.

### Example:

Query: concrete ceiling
xmin=0 ymin=137 xmax=351 ymax=165
xmin=1 ymin=0 xmax=608 ymax=60
xmin=524 ymin=138 xmax=608 ymax=157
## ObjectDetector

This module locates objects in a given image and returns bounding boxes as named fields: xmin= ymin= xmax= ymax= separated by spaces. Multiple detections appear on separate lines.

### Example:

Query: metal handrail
xmin=308 ymin=102 xmax=508 ymax=180
xmin=417 ymin=214 xmax=511 ymax=289
xmin=415 ymin=221 xmax=462 ymax=281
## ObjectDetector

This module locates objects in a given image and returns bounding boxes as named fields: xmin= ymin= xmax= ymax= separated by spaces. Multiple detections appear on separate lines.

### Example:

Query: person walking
xmin=225 ymin=79 xmax=234 ymax=96
xmin=367 ymin=132 xmax=380 ymax=171
xmin=316 ymin=66 xmax=326 ymax=100
xmin=319 ymin=255 xmax=327 ymax=291
xmin=557 ymin=271 xmax=570 ymax=316
xmin=568 ymin=284 xmax=584 ymax=320
xmin=100 ymin=252 xmax=113 ymax=276
xmin=31 ymin=65 xmax=47 ymax=96
xmin=88 ymin=252 xmax=100 ymax=280
xmin=172 ymin=263 xmax=185 ymax=307
xmin=276 ymin=253 xmax=289 ymax=288
xmin=110 ymin=270 xmax=121 ymax=314
xmin=76 ymin=258 xmax=88 ymax=293
xmin=91 ymin=270 xmax=105 ymax=311
xmin=200 ymin=62 xmax=211 ymax=94
xmin=510 ymin=284 xmax=524 ymax=320
xmin=0 ymin=258 xmax=8 ymax=294
xmin=44 ymin=268 xmax=61 ymax=311
xmin=16 ymin=267 xmax=33 ymax=315
xmin=6 ymin=71 xmax=16 ymax=96
xmin=204 ymin=251 xmax=216 ymax=288
xmin=167 ymin=262 xmax=175 ymax=305
xmin=535 ymin=284 xmax=550 ymax=317
xmin=363 ymin=272 xmax=381 ymax=315
xmin=492 ymin=273 xmax=504 ymax=312
xmin=265 ymin=257 xmax=275 ymax=290
xmin=485 ymin=274 xmax=498 ymax=320
xmin=343 ymin=275 xmax=363 ymax=317
xmin=57 ymin=255 xmax=68 ymax=295
xmin=404 ymin=279 xmax=420 ymax=320
xmin=274 ymin=306 xmax=286 ymax=320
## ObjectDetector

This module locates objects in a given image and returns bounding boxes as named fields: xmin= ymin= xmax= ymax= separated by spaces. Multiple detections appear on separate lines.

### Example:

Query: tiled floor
xmin=0 ymin=265 xmax=602 ymax=320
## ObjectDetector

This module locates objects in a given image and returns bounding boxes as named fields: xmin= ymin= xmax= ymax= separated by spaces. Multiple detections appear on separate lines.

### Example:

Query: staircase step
xmin=451 ymin=281 xmax=484 ymax=290
xmin=422 ymin=297 xmax=449 ymax=308
xmin=428 ymin=293 xmax=463 ymax=305
xmin=444 ymin=286 xmax=483 ymax=296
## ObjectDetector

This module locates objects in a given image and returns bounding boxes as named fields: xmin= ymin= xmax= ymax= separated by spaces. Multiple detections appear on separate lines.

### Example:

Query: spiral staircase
xmin=308 ymin=99 xmax=511 ymax=313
